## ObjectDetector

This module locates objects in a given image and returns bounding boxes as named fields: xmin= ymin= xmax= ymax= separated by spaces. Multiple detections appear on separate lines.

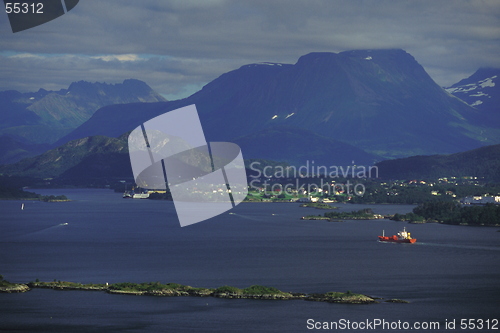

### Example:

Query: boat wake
xmin=27 ymin=223 xmax=68 ymax=234
xmin=415 ymin=242 xmax=500 ymax=252
xmin=37 ymin=223 xmax=68 ymax=230
xmin=1 ymin=223 xmax=70 ymax=241
xmin=227 ymin=212 xmax=262 ymax=221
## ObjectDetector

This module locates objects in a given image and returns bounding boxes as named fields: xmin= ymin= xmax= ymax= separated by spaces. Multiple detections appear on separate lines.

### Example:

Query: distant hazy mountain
xmin=376 ymin=144 xmax=500 ymax=180
xmin=445 ymin=68 xmax=500 ymax=126
xmin=0 ymin=79 xmax=166 ymax=145
xmin=0 ymin=136 xmax=49 ymax=165
xmin=0 ymin=79 xmax=166 ymax=164
xmin=57 ymin=49 xmax=496 ymax=162
xmin=53 ymin=100 xmax=185 ymax=148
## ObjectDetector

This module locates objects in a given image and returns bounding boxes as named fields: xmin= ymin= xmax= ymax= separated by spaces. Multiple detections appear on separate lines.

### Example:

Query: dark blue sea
xmin=1 ymin=189 xmax=499 ymax=332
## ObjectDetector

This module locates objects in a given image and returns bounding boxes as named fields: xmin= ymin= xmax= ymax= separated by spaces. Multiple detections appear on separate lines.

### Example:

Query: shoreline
xmin=0 ymin=197 xmax=71 ymax=202
xmin=0 ymin=198 xmax=70 ymax=201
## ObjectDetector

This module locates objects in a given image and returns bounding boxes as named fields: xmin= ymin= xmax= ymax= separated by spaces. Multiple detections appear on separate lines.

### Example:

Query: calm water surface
xmin=1 ymin=189 xmax=499 ymax=332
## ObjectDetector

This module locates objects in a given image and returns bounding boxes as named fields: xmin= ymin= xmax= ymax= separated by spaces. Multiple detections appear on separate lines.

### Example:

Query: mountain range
xmin=0 ymin=79 xmax=165 ymax=163
xmin=2 ymin=133 xmax=498 ymax=183
xmin=53 ymin=49 xmax=499 ymax=161
xmin=1 ymin=49 xmax=500 ymax=181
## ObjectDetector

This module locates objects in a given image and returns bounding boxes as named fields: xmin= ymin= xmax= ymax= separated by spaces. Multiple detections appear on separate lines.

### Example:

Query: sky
xmin=1 ymin=0 xmax=499 ymax=100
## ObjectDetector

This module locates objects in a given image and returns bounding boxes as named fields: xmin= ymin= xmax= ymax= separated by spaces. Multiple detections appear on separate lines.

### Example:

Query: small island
xmin=302 ymin=208 xmax=385 ymax=221
xmin=301 ymin=215 xmax=331 ymax=221
xmin=0 ymin=277 xmax=408 ymax=305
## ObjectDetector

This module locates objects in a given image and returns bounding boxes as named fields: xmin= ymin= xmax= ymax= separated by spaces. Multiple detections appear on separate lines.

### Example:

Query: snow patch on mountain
xmin=479 ymin=76 xmax=496 ymax=88
xmin=446 ymin=75 xmax=497 ymax=95
xmin=445 ymin=85 xmax=476 ymax=94
xmin=470 ymin=92 xmax=489 ymax=97
xmin=445 ymin=69 xmax=500 ymax=113
xmin=251 ymin=62 xmax=285 ymax=67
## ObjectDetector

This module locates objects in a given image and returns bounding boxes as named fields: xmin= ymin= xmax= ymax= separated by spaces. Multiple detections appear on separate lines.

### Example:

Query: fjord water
xmin=1 ymin=189 xmax=499 ymax=332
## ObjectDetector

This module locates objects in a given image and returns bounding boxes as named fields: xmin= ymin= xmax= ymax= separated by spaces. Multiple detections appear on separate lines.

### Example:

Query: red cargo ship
xmin=378 ymin=227 xmax=416 ymax=244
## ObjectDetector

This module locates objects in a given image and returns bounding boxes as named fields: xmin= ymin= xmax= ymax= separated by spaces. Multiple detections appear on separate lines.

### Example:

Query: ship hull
xmin=378 ymin=236 xmax=416 ymax=244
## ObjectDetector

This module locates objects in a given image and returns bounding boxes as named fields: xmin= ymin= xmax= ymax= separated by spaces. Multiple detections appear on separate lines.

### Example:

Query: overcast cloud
xmin=1 ymin=0 xmax=499 ymax=99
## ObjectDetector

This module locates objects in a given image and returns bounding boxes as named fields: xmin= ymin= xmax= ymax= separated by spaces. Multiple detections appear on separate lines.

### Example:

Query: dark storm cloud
xmin=0 ymin=0 xmax=499 ymax=98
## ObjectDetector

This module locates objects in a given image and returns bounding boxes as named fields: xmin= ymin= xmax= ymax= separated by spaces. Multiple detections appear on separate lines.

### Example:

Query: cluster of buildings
xmin=460 ymin=196 xmax=500 ymax=205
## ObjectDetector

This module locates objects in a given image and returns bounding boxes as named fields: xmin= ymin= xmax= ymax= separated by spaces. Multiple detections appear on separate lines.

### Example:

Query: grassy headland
xmin=0 ymin=175 xmax=69 ymax=201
